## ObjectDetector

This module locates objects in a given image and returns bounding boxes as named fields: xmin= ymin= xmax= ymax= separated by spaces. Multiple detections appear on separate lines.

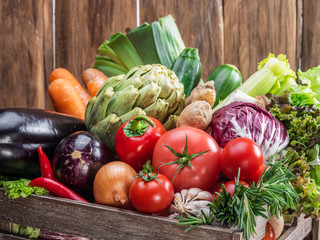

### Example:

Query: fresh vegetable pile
xmin=1 ymin=15 xmax=320 ymax=240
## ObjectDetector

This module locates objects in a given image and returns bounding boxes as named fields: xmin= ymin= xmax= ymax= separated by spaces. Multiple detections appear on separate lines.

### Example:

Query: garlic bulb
xmin=168 ymin=188 xmax=214 ymax=218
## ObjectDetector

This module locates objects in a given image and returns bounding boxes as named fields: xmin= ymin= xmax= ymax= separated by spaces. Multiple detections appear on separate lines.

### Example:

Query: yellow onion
xmin=93 ymin=161 xmax=137 ymax=209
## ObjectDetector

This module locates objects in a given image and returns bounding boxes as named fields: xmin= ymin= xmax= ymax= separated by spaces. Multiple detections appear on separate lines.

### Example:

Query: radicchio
xmin=210 ymin=101 xmax=289 ymax=161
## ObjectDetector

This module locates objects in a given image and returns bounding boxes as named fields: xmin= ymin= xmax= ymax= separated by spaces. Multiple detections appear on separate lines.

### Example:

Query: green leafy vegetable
xmin=177 ymin=155 xmax=298 ymax=240
xmin=0 ymin=175 xmax=9 ymax=186
xmin=298 ymin=66 xmax=320 ymax=102
xmin=1 ymin=178 xmax=49 ymax=199
xmin=267 ymin=91 xmax=320 ymax=218
xmin=12 ymin=224 xmax=41 ymax=239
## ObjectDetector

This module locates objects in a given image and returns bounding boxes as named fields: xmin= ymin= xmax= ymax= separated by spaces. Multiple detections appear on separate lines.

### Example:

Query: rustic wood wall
xmin=0 ymin=0 xmax=318 ymax=109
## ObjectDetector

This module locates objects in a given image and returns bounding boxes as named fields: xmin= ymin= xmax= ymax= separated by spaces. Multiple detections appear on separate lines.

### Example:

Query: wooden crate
xmin=0 ymin=189 xmax=313 ymax=240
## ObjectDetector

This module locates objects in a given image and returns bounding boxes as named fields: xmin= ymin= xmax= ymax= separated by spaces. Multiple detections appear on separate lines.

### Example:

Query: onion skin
xmin=268 ymin=215 xmax=284 ymax=239
xmin=93 ymin=161 xmax=137 ymax=209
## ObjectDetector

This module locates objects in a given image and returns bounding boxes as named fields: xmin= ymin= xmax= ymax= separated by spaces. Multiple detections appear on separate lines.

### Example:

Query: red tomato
xmin=250 ymin=164 xmax=267 ymax=184
xmin=220 ymin=138 xmax=263 ymax=182
xmin=152 ymin=127 xmax=221 ymax=192
xmin=262 ymin=222 xmax=275 ymax=240
xmin=218 ymin=180 xmax=250 ymax=196
xmin=115 ymin=116 xmax=166 ymax=172
xmin=210 ymin=181 xmax=227 ymax=195
xmin=129 ymin=173 xmax=174 ymax=213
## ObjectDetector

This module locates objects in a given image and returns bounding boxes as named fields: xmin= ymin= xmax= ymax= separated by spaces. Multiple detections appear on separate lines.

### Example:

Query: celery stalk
xmin=213 ymin=54 xmax=296 ymax=112
xmin=127 ymin=23 xmax=160 ymax=64
xmin=108 ymin=32 xmax=144 ymax=70
xmin=239 ymin=55 xmax=296 ymax=97
xmin=94 ymin=56 xmax=128 ymax=77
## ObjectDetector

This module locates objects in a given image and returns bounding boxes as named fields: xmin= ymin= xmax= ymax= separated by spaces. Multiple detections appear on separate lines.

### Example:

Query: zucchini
xmin=207 ymin=64 xmax=242 ymax=107
xmin=171 ymin=48 xmax=202 ymax=97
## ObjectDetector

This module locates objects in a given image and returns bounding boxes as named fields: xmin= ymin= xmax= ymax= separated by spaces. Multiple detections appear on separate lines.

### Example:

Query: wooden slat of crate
xmin=0 ymin=189 xmax=314 ymax=240
xmin=0 ymin=233 xmax=27 ymax=240
xmin=0 ymin=189 xmax=242 ymax=240
xmin=278 ymin=216 xmax=312 ymax=240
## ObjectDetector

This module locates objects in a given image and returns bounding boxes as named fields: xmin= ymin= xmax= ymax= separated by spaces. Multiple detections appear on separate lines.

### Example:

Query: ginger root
xmin=176 ymin=100 xmax=212 ymax=130
xmin=186 ymin=81 xmax=216 ymax=107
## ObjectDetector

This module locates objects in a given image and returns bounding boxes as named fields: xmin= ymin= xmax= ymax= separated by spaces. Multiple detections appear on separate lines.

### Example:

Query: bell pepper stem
xmin=130 ymin=116 xmax=155 ymax=130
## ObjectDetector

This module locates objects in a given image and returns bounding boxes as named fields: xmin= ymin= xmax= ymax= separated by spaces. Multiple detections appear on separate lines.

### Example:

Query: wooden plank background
xmin=0 ymin=0 xmax=318 ymax=109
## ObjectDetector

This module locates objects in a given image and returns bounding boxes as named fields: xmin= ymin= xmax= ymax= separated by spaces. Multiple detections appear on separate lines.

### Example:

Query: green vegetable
xmin=298 ymin=65 xmax=320 ymax=102
xmin=12 ymin=224 xmax=40 ymax=239
xmin=93 ymin=56 xmax=128 ymax=77
xmin=0 ymin=175 xmax=9 ymax=186
xmin=267 ymin=91 xmax=320 ymax=218
xmin=213 ymin=53 xmax=297 ymax=112
xmin=242 ymin=53 xmax=297 ymax=97
xmin=127 ymin=23 xmax=160 ymax=65
xmin=171 ymin=48 xmax=202 ymax=97
xmin=207 ymin=64 xmax=242 ymax=108
xmin=152 ymin=15 xmax=185 ymax=68
xmin=1 ymin=178 xmax=48 ymax=199
xmin=93 ymin=15 xmax=186 ymax=77
xmin=290 ymin=85 xmax=320 ymax=108
xmin=177 ymin=155 xmax=298 ymax=240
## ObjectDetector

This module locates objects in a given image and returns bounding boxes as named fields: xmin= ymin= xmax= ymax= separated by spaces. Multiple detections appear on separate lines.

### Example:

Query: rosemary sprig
xmin=177 ymin=153 xmax=299 ymax=240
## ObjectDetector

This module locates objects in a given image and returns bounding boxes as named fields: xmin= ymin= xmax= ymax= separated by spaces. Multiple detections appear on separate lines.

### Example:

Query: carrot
xmin=48 ymin=78 xmax=86 ymax=119
xmin=49 ymin=68 xmax=91 ymax=106
xmin=82 ymin=68 xmax=108 ymax=96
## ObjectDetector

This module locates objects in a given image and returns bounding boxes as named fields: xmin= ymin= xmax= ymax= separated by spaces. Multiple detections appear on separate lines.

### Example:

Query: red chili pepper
xmin=37 ymin=146 xmax=55 ymax=180
xmin=29 ymin=177 xmax=89 ymax=203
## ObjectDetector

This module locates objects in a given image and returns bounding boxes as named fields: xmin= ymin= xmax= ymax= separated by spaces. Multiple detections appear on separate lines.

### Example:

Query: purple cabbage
xmin=210 ymin=101 xmax=289 ymax=161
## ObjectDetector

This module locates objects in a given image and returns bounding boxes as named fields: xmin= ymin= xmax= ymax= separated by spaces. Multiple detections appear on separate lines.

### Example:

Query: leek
xmin=98 ymin=41 xmax=125 ymax=66
xmin=93 ymin=15 xmax=186 ymax=76
xmin=108 ymin=32 xmax=144 ymax=70
xmin=152 ymin=15 xmax=185 ymax=68
xmin=127 ymin=23 xmax=160 ymax=64
xmin=213 ymin=53 xmax=297 ymax=112
xmin=93 ymin=56 xmax=128 ymax=77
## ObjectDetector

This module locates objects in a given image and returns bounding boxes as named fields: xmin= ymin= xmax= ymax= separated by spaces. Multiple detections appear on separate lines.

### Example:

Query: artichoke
xmin=85 ymin=64 xmax=185 ymax=150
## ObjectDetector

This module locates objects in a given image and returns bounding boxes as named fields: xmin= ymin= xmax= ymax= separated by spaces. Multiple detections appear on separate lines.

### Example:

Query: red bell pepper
xmin=114 ymin=116 xmax=166 ymax=172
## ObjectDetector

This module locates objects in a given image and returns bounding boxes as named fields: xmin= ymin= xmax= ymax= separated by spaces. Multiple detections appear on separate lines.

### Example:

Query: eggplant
xmin=0 ymin=108 xmax=86 ymax=178
xmin=53 ymin=131 xmax=114 ymax=199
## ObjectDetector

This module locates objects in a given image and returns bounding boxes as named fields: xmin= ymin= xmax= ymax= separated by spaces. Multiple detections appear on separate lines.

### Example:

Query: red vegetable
xmin=250 ymin=164 xmax=267 ymax=184
xmin=262 ymin=222 xmax=276 ymax=240
xmin=129 ymin=162 xmax=174 ymax=213
xmin=220 ymin=138 xmax=263 ymax=183
xmin=210 ymin=181 xmax=227 ymax=195
xmin=29 ymin=177 xmax=88 ymax=203
xmin=37 ymin=146 xmax=55 ymax=180
xmin=152 ymin=126 xmax=221 ymax=192
xmin=218 ymin=180 xmax=250 ymax=196
xmin=115 ymin=116 xmax=166 ymax=172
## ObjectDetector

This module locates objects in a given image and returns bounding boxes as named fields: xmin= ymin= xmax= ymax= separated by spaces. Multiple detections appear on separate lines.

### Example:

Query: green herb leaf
xmin=2 ymin=178 xmax=49 ymax=199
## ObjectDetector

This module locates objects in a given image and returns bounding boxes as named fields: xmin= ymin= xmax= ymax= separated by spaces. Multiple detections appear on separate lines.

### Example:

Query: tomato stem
xmin=162 ymin=135 xmax=209 ymax=182
xmin=138 ymin=160 xmax=161 ymax=184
